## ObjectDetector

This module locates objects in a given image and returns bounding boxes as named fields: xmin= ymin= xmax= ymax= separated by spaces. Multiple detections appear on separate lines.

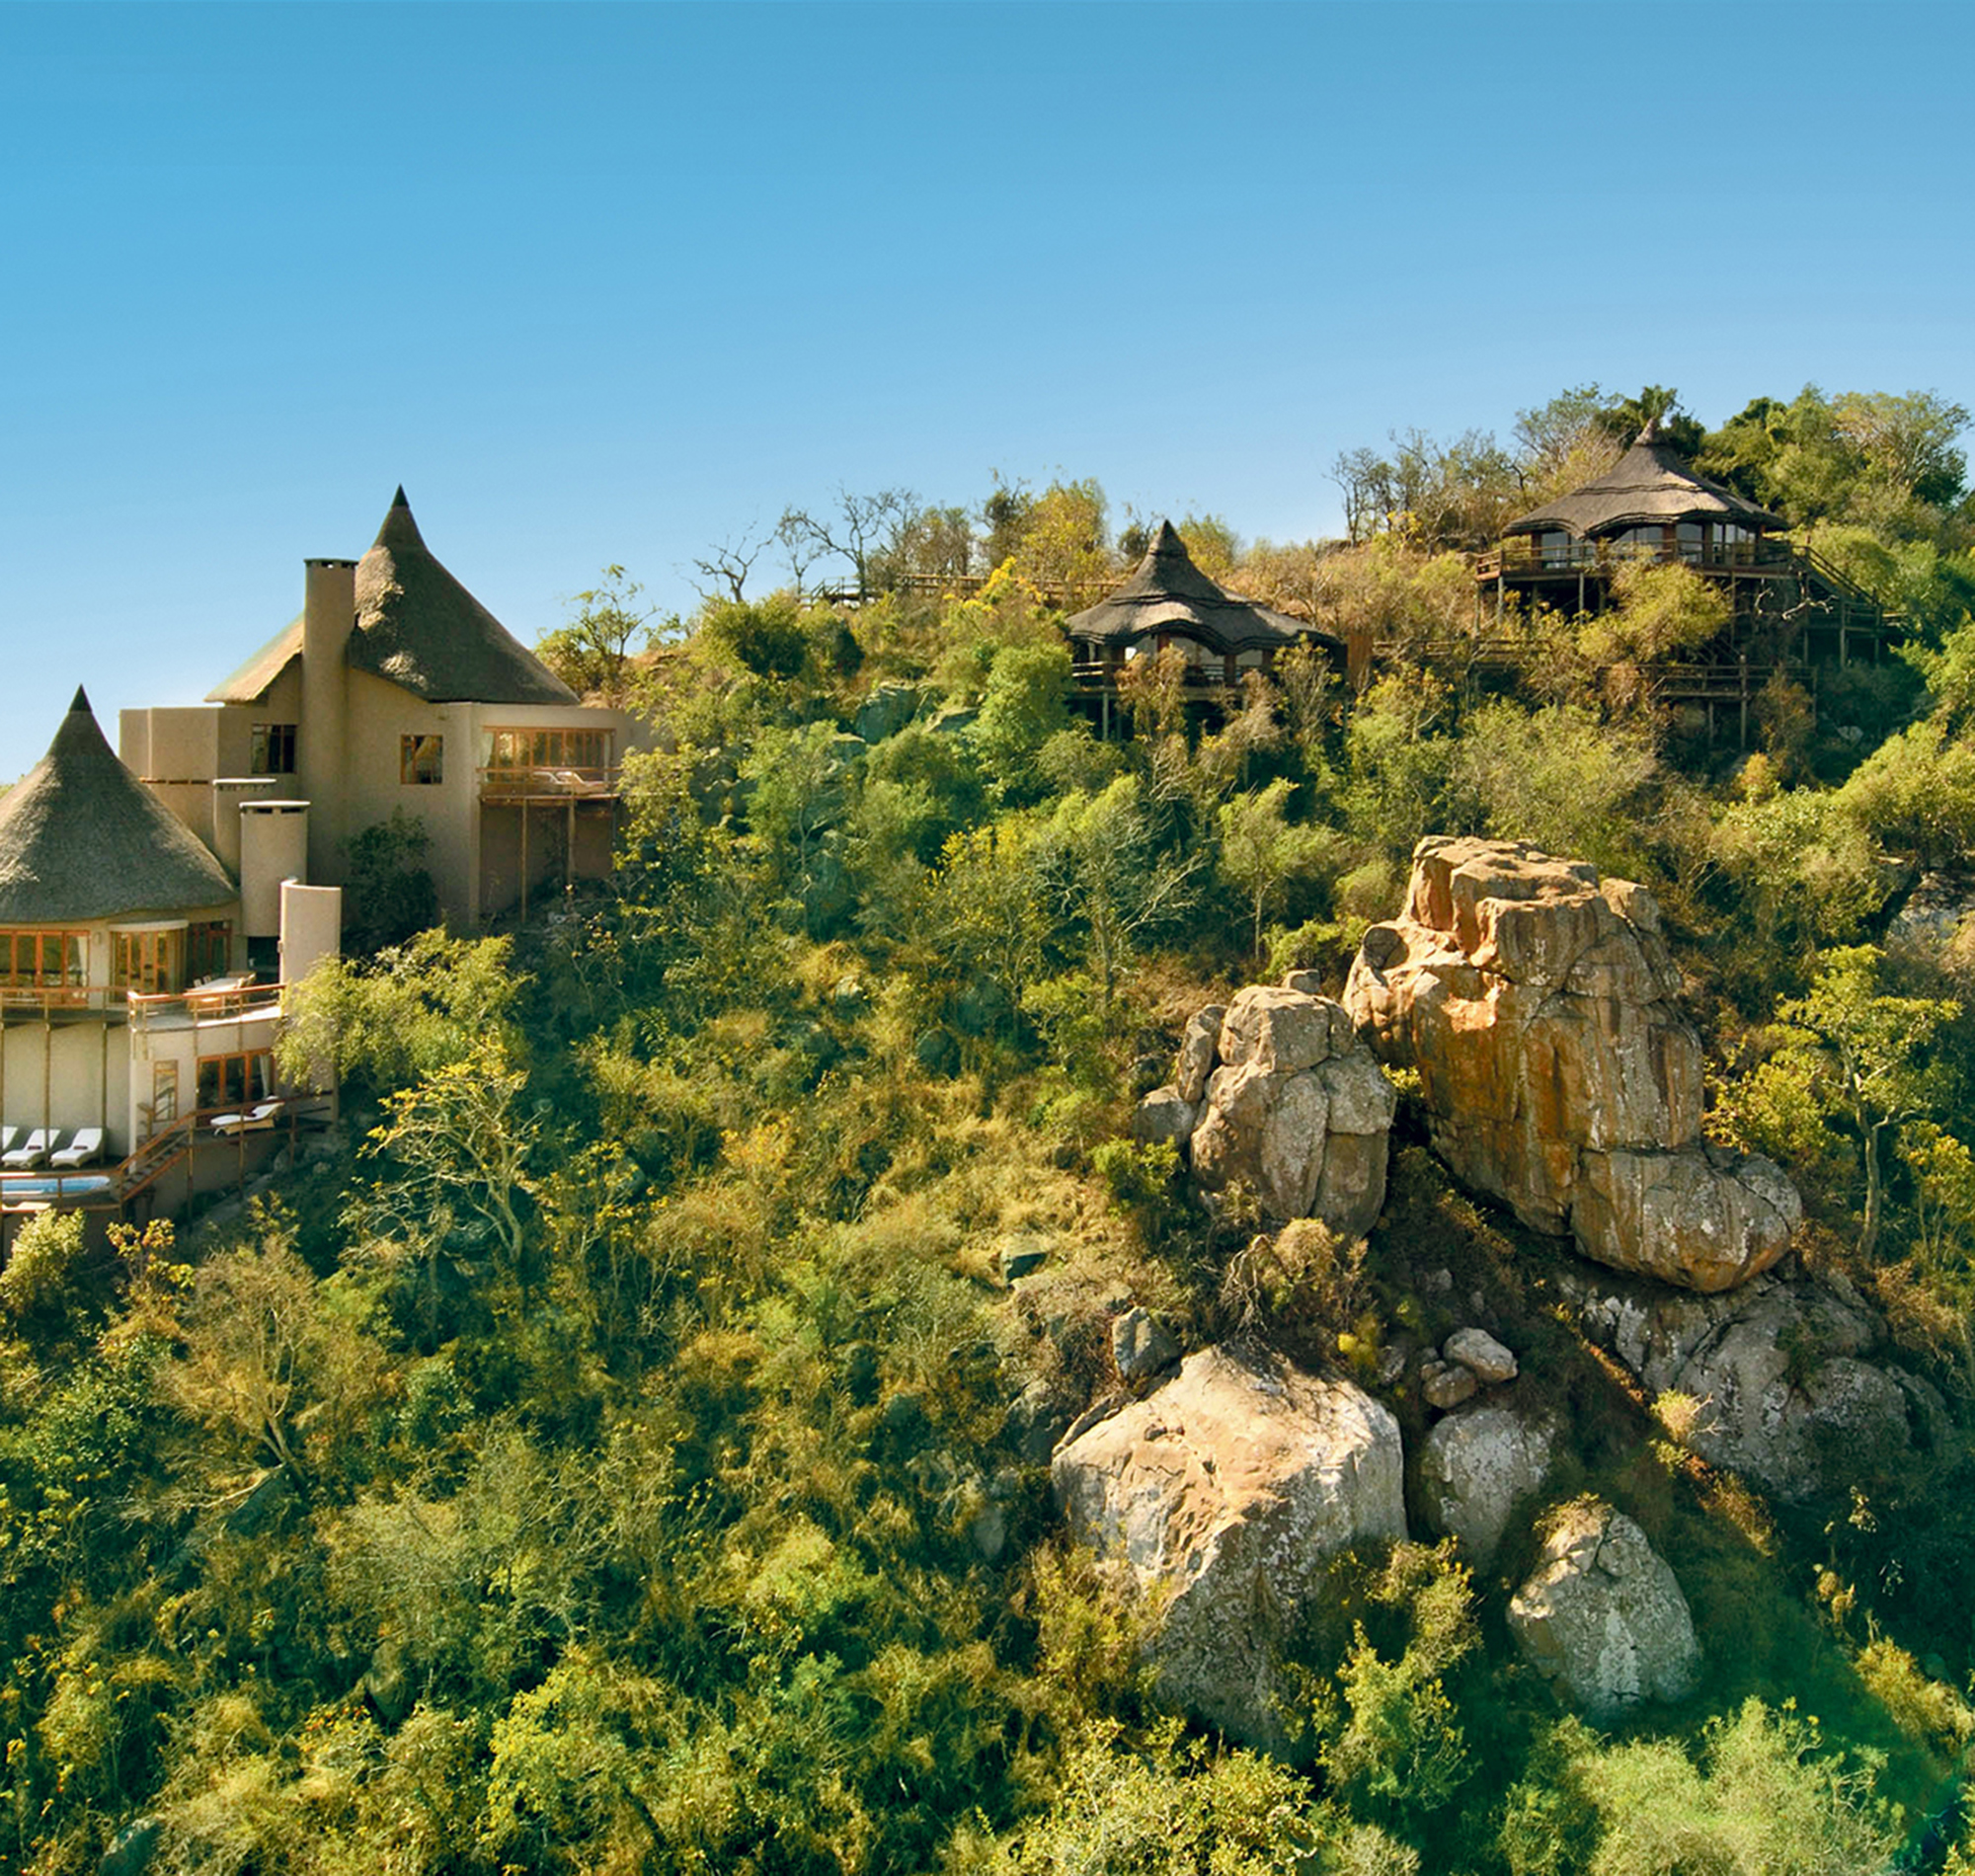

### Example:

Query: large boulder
xmin=1166 ymin=983 xmax=1397 ymax=1235
xmin=1419 ymin=1404 xmax=1553 ymax=1568
xmin=1560 ymin=1267 xmax=1946 ymax=1500
xmin=1346 ymin=836 xmax=1799 ymax=1291
xmin=1052 ymin=1343 xmax=1406 ymax=1746
xmin=1508 ymin=1500 xmax=1699 ymax=1719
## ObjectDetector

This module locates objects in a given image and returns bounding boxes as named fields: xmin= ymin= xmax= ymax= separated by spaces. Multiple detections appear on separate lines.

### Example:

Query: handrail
xmin=1475 ymin=535 xmax=1903 ymax=632
xmin=477 ymin=764 xmax=622 ymax=796
xmin=0 ymin=981 xmax=287 ymax=1022
xmin=128 ymin=981 xmax=287 ymax=1029
xmin=816 ymin=571 xmax=1113 ymax=609
xmin=1476 ymin=538 xmax=1794 ymax=580
xmin=0 ymin=1094 xmax=335 ymax=1211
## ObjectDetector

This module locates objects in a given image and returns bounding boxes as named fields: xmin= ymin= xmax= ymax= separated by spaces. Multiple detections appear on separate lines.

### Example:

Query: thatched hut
xmin=1502 ymin=421 xmax=1785 ymax=569
xmin=0 ymin=688 xmax=237 ymax=995
xmin=1064 ymin=522 xmax=1342 ymax=729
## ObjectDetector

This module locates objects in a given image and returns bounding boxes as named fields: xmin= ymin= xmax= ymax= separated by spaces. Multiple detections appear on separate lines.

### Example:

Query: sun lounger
xmin=211 ymin=1100 xmax=284 ymax=1137
xmin=0 ymin=1127 xmax=15 ymax=1160
xmin=2 ymin=1129 xmax=57 ymax=1170
xmin=49 ymin=1128 xmax=104 ymax=1170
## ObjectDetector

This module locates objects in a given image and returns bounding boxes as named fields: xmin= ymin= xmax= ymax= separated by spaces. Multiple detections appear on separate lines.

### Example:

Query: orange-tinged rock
xmin=1346 ymin=837 xmax=1798 ymax=1292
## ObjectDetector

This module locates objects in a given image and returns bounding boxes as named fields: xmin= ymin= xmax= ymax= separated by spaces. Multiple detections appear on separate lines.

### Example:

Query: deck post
xmin=1739 ymin=654 xmax=1750 ymax=748
xmin=519 ymin=803 xmax=529 ymax=924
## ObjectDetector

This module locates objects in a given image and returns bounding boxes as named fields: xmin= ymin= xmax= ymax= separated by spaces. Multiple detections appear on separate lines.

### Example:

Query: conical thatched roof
xmin=1065 ymin=522 xmax=1341 ymax=656
xmin=0 ymin=689 xmax=236 ymax=923
xmin=346 ymin=490 xmax=578 ymax=704
xmin=1505 ymin=425 xmax=1785 ymax=540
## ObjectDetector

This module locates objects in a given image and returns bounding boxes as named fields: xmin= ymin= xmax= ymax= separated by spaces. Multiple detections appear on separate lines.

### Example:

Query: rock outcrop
xmin=1346 ymin=836 xmax=1799 ymax=1291
xmin=1052 ymin=1343 xmax=1406 ymax=1746
xmin=1419 ymin=1404 xmax=1553 ymax=1568
xmin=1560 ymin=1267 xmax=1946 ymax=1500
xmin=1137 ymin=983 xmax=1397 ymax=1235
xmin=1508 ymin=1500 xmax=1699 ymax=1719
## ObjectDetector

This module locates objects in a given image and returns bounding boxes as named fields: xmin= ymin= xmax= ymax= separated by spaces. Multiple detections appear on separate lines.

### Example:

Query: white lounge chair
xmin=211 ymin=1100 xmax=284 ymax=1137
xmin=50 ymin=1128 xmax=104 ymax=1170
xmin=4 ymin=1129 xmax=58 ymax=1170
xmin=0 ymin=1127 xmax=16 ymax=1160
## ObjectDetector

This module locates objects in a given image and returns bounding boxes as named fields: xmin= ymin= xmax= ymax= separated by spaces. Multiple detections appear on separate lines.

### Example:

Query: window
xmin=250 ymin=723 xmax=297 ymax=774
xmin=0 ymin=930 xmax=87 ymax=990
xmin=484 ymin=727 xmax=614 ymax=772
xmin=150 ymin=1061 xmax=179 ymax=1132
xmin=402 ymin=734 xmax=444 ymax=785
xmin=197 ymin=1049 xmax=274 ymax=1113
xmin=113 ymin=927 xmax=185 ymax=995
xmin=189 ymin=921 xmax=232 ymax=982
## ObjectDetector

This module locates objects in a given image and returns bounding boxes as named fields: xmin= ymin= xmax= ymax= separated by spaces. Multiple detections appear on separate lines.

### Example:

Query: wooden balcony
xmin=478 ymin=763 xmax=622 ymax=804
xmin=1475 ymin=537 xmax=1795 ymax=582
xmin=128 ymin=978 xmax=286 ymax=1032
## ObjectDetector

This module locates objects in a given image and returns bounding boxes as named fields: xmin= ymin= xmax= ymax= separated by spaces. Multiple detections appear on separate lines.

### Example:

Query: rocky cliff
xmin=1052 ymin=1343 xmax=1406 ymax=1747
xmin=1346 ymin=836 xmax=1800 ymax=1291
xmin=1136 ymin=982 xmax=1397 ymax=1236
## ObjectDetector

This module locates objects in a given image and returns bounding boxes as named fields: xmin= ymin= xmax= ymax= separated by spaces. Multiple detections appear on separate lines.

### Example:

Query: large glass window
xmin=0 ymin=930 xmax=87 ymax=990
xmin=113 ymin=927 xmax=186 ymax=995
xmin=484 ymin=727 xmax=614 ymax=772
xmin=250 ymin=723 xmax=297 ymax=774
xmin=197 ymin=1049 xmax=274 ymax=1113
xmin=401 ymin=735 xmax=444 ymax=785
xmin=188 ymin=921 xmax=232 ymax=982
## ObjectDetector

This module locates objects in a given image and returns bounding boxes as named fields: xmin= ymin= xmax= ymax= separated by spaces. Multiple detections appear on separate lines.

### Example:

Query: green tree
xmin=968 ymin=641 xmax=1073 ymax=802
xmin=342 ymin=809 xmax=440 ymax=953
xmin=1011 ymin=478 xmax=1113 ymax=595
xmin=1455 ymin=701 xmax=1661 ymax=882
xmin=1722 ymin=946 xmax=1959 ymax=1260
xmin=535 ymin=565 xmax=661 ymax=704
xmin=275 ymin=930 xmax=522 ymax=1098
xmin=1218 ymin=780 xmax=1337 ymax=961
xmin=1584 ymin=559 xmax=1732 ymax=664
xmin=168 ymin=1211 xmax=379 ymax=1478
xmin=1575 ymin=1697 xmax=1896 ymax=1876
xmin=1035 ymin=775 xmax=1204 ymax=1006
xmin=357 ymin=1038 xmax=541 ymax=1273
xmin=1838 ymin=718 xmax=1975 ymax=869
xmin=1596 ymin=384 xmax=1704 ymax=455
xmin=1890 ymin=1119 xmax=1975 ymax=1394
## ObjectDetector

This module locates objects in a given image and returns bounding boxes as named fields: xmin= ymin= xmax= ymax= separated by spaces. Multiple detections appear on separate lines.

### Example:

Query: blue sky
xmin=3 ymin=0 xmax=1971 ymax=780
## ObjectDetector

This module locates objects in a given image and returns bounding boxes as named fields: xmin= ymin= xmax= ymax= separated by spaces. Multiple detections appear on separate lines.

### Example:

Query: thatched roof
xmin=346 ymin=490 xmax=578 ymax=704
xmin=1505 ymin=424 xmax=1785 ymax=539
xmin=1065 ymin=521 xmax=1341 ymax=656
xmin=207 ymin=613 xmax=302 ymax=704
xmin=0 ymin=689 xmax=236 ymax=923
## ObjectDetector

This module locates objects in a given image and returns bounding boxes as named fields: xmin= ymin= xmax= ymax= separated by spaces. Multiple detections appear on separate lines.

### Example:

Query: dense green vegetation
xmin=8 ymin=382 xmax=1975 ymax=1873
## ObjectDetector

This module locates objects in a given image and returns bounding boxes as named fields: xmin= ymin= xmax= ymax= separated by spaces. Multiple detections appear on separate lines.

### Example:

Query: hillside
xmin=6 ymin=382 xmax=1975 ymax=1875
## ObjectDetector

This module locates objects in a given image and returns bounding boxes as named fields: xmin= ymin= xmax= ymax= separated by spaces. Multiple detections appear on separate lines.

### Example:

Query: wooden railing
xmin=478 ymin=764 xmax=622 ymax=800
xmin=816 ymin=572 xmax=1113 ymax=610
xmin=128 ymin=980 xmax=285 ymax=1031
xmin=1474 ymin=538 xmax=1794 ymax=581
xmin=0 ymin=985 xmax=102 ymax=1014
xmin=0 ymin=1094 xmax=336 ymax=1212
xmin=0 ymin=980 xmax=285 ymax=1023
